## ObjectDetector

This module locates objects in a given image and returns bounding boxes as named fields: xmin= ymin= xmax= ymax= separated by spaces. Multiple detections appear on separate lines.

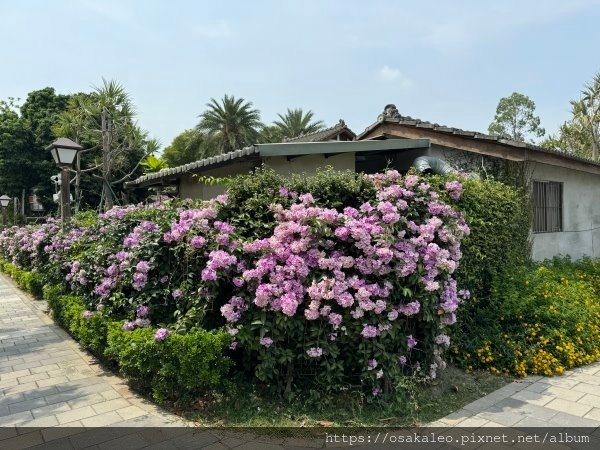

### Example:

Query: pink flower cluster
xmin=213 ymin=170 xmax=469 ymax=383
xmin=224 ymin=170 xmax=467 ymax=329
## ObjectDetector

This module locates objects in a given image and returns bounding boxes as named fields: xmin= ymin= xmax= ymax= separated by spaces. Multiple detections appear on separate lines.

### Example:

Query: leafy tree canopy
xmin=488 ymin=92 xmax=545 ymax=143
xmin=0 ymin=89 xmax=71 ymax=214
xmin=162 ymin=129 xmax=208 ymax=167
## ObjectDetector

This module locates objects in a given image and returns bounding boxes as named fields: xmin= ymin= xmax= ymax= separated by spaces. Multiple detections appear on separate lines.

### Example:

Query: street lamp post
xmin=0 ymin=195 xmax=11 ymax=227
xmin=46 ymin=138 xmax=82 ymax=222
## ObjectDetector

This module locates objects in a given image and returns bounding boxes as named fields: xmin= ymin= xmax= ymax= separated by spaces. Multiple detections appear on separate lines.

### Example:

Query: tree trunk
xmin=284 ymin=362 xmax=294 ymax=397
xmin=101 ymin=110 xmax=113 ymax=211
xmin=591 ymin=126 xmax=599 ymax=161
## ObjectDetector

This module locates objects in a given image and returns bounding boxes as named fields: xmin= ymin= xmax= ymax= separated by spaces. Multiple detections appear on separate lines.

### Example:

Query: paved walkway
xmin=432 ymin=361 xmax=600 ymax=429
xmin=2 ymin=272 xmax=600 ymax=449
xmin=434 ymin=362 xmax=600 ymax=428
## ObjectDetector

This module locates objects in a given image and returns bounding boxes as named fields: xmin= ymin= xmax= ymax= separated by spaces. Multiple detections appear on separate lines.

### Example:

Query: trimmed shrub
xmin=0 ymin=260 xmax=44 ymax=298
xmin=105 ymin=323 xmax=230 ymax=404
xmin=425 ymin=174 xmax=531 ymax=301
xmin=43 ymin=284 xmax=67 ymax=324
xmin=423 ymin=176 xmax=535 ymax=374
xmin=24 ymin=272 xmax=44 ymax=298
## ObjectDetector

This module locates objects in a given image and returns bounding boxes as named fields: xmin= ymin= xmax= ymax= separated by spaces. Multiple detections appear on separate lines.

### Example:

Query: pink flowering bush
xmin=0 ymin=168 xmax=474 ymax=396
xmin=219 ymin=170 xmax=470 ymax=393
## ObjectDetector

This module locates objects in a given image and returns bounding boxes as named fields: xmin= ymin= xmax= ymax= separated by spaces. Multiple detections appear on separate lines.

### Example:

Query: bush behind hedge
xmin=0 ymin=168 xmax=474 ymax=395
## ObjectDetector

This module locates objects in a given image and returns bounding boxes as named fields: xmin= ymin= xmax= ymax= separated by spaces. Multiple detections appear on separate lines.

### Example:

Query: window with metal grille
xmin=533 ymin=181 xmax=563 ymax=233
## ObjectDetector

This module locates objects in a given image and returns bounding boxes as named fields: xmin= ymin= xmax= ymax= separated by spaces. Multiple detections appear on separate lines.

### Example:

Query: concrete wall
xmin=263 ymin=153 xmax=355 ymax=176
xmin=178 ymin=160 xmax=258 ymax=200
xmin=431 ymin=148 xmax=600 ymax=261
xmin=530 ymin=162 xmax=600 ymax=261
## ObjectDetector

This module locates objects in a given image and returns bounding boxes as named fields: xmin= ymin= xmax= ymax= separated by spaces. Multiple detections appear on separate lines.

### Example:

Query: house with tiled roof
xmin=126 ymin=104 xmax=600 ymax=260
xmin=357 ymin=104 xmax=600 ymax=261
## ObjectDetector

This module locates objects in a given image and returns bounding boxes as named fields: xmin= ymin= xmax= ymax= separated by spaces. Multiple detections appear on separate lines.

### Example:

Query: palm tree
xmin=580 ymin=73 xmax=600 ymax=161
xmin=273 ymin=108 xmax=325 ymax=139
xmin=140 ymin=154 xmax=168 ymax=174
xmin=196 ymin=95 xmax=262 ymax=153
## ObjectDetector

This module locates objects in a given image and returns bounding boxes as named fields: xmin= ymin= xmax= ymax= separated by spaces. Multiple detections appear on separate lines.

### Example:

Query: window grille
xmin=533 ymin=181 xmax=562 ymax=233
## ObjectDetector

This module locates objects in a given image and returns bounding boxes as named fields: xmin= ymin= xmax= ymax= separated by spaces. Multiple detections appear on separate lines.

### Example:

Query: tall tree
xmin=272 ymin=108 xmax=325 ymax=139
xmin=196 ymin=95 xmax=262 ymax=153
xmin=257 ymin=125 xmax=284 ymax=143
xmin=54 ymin=79 xmax=155 ymax=211
xmin=0 ymin=89 xmax=70 ymax=216
xmin=578 ymin=73 xmax=600 ymax=160
xmin=488 ymin=92 xmax=545 ymax=143
xmin=542 ymin=102 xmax=593 ymax=158
xmin=0 ymin=99 xmax=36 ymax=206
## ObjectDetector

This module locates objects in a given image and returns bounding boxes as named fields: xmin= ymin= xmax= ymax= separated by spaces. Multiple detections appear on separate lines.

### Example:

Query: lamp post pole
xmin=46 ymin=138 xmax=82 ymax=224
xmin=60 ymin=168 xmax=71 ymax=221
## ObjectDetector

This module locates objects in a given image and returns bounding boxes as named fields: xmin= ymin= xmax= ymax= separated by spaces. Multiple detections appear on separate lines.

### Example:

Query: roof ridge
xmin=282 ymin=119 xmax=348 ymax=142
xmin=359 ymin=104 xmax=600 ymax=168
xmin=124 ymin=146 xmax=259 ymax=187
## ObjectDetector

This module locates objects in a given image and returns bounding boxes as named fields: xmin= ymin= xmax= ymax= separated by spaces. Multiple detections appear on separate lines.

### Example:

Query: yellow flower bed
xmin=453 ymin=258 xmax=600 ymax=377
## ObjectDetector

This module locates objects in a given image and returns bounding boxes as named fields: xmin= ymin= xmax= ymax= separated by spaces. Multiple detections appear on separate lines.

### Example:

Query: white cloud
xmin=378 ymin=66 xmax=413 ymax=88
xmin=193 ymin=20 xmax=234 ymax=39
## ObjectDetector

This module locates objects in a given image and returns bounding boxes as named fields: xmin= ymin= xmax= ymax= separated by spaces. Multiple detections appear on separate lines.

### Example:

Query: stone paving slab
xmin=437 ymin=361 xmax=600 ymax=429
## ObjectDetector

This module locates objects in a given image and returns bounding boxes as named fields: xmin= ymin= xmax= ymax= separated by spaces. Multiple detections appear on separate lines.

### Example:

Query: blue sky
xmin=1 ymin=0 xmax=599 ymax=148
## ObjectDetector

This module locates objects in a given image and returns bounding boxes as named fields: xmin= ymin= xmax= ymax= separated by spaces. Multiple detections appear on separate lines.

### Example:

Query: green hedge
xmin=11 ymin=272 xmax=231 ymax=406
xmin=105 ymin=323 xmax=231 ymax=404
xmin=424 ymin=175 xmax=534 ymax=374
xmin=1 ymin=260 xmax=44 ymax=298
xmin=425 ymin=174 xmax=532 ymax=302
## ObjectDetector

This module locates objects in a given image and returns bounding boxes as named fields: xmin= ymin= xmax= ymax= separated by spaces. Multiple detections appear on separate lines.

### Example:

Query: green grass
xmin=184 ymin=366 xmax=511 ymax=427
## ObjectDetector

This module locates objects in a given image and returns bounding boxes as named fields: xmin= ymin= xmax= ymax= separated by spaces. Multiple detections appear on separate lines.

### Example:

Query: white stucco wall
xmin=530 ymin=162 xmax=600 ymax=261
xmin=428 ymin=147 xmax=600 ymax=261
